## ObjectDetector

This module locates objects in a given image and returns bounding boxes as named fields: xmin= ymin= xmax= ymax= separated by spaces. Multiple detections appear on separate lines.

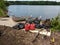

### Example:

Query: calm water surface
xmin=8 ymin=5 xmax=60 ymax=19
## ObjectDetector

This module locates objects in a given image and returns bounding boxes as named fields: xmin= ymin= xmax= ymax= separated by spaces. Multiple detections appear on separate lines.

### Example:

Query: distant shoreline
xmin=5 ymin=1 xmax=60 ymax=6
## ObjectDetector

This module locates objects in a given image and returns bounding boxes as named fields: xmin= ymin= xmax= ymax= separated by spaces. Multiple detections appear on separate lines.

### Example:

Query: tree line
xmin=5 ymin=1 xmax=60 ymax=6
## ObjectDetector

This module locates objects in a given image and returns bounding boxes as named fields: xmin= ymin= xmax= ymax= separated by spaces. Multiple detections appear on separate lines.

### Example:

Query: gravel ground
xmin=0 ymin=25 xmax=60 ymax=45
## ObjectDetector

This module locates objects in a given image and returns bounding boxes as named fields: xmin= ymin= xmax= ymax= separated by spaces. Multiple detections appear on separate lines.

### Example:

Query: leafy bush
xmin=51 ymin=15 xmax=60 ymax=32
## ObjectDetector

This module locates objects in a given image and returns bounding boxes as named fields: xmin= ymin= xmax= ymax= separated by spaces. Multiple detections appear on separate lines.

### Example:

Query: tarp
xmin=0 ymin=17 xmax=18 ymax=27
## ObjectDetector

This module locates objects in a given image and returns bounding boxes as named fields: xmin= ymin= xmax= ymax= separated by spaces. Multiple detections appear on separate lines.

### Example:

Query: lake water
xmin=8 ymin=5 xmax=60 ymax=19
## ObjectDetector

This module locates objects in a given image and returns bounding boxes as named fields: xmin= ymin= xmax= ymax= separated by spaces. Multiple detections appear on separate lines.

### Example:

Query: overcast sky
xmin=7 ymin=0 xmax=60 ymax=2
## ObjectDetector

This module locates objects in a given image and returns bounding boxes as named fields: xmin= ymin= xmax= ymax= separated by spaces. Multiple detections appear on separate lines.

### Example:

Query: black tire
xmin=18 ymin=23 xmax=25 ymax=29
xmin=35 ymin=24 xmax=40 ymax=29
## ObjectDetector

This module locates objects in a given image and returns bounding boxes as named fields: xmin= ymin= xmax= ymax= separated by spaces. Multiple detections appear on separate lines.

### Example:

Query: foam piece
xmin=39 ymin=31 xmax=51 ymax=36
xmin=29 ymin=29 xmax=51 ymax=36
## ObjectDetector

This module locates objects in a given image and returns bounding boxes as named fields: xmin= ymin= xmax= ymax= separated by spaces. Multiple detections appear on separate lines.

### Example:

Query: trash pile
xmin=0 ymin=17 xmax=60 ymax=45
xmin=13 ymin=18 xmax=51 ymax=37
xmin=0 ymin=25 xmax=60 ymax=45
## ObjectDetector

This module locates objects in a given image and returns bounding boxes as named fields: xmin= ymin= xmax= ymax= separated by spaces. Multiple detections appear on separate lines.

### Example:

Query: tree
xmin=0 ymin=0 xmax=8 ymax=17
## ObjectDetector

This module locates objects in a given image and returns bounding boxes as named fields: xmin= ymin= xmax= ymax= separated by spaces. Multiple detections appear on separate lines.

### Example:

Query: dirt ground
xmin=0 ymin=25 xmax=60 ymax=45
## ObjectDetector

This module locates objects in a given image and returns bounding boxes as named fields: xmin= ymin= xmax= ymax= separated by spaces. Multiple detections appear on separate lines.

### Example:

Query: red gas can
xmin=25 ymin=23 xmax=30 ymax=31
xmin=30 ymin=23 xmax=35 ymax=30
